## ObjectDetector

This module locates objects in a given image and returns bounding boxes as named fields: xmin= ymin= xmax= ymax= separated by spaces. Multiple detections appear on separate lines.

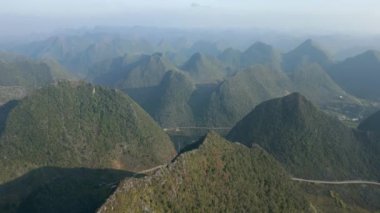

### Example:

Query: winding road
xmin=163 ymin=127 xmax=231 ymax=132
xmin=291 ymin=178 xmax=380 ymax=186
xmin=135 ymin=164 xmax=380 ymax=186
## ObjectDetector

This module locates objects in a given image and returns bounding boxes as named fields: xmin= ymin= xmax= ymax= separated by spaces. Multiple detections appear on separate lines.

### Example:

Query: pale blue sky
xmin=1 ymin=0 xmax=379 ymax=35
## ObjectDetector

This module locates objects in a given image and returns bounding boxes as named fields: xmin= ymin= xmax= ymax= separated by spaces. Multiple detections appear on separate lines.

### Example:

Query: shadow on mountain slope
xmin=0 ymin=167 xmax=142 ymax=213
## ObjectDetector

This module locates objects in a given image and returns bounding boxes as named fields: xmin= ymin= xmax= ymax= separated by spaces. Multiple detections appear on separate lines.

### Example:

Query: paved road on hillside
xmin=136 ymin=165 xmax=380 ymax=186
xmin=163 ymin=127 xmax=231 ymax=132
xmin=291 ymin=178 xmax=380 ymax=186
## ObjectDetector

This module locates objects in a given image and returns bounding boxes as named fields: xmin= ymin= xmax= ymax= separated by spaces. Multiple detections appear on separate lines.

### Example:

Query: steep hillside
xmin=329 ymin=50 xmax=380 ymax=101
xmin=124 ymin=70 xmax=196 ymax=128
xmin=218 ymin=47 xmax=242 ymax=69
xmin=283 ymin=39 xmax=332 ymax=73
xmin=181 ymin=52 xmax=226 ymax=83
xmin=87 ymin=54 xmax=141 ymax=82
xmin=72 ymin=37 xmax=153 ymax=71
xmin=0 ymin=57 xmax=53 ymax=88
xmin=98 ymin=132 xmax=311 ymax=212
xmin=289 ymin=62 xmax=358 ymax=104
xmin=241 ymin=42 xmax=282 ymax=70
xmin=150 ymin=71 xmax=195 ymax=127
xmin=204 ymin=65 xmax=291 ymax=126
xmin=0 ymin=81 xmax=176 ymax=183
xmin=218 ymin=42 xmax=282 ymax=71
xmin=0 ymin=53 xmax=74 ymax=105
xmin=93 ymin=53 xmax=177 ymax=89
xmin=227 ymin=93 xmax=380 ymax=179
xmin=14 ymin=35 xmax=154 ymax=75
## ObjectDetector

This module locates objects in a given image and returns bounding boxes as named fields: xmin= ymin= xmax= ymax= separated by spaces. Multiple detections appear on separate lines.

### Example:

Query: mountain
xmin=150 ymin=71 xmax=195 ymax=127
xmin=18 ymin=36 xmax=90 ymax=60
xmin=127 ymin=70 xmax=196 ymax=128
xmin=289 ymin=62 xmax=358 ymax=105
xmin=87 ymin=53 xmax=140 ymax=81
xmin=241 ymin=42 xmax=282 ymax=70
xmin=13 ymin=35 xmax=155 ymax=75
xmin=218 ymin=42 xmax=282 ymax=72
xmin=0 ymin=56 xmax=52 ymax=88
xmin=227 ymin=93 xmax=380 ymax=180
xmin=283 ymin=39 xmax=332 ymax=73
xmin=0 ymin=53 xmax=74 ymax=105
xmin=187 ymin=40 xmax=220 ymax=56
xmin=181 ymin=52 xmax=226 ymax=83
xmin=0 ymin=81 xmax=176 ymax=183
xmin=204 ymin=65 xmax=291 ymax=126
xmin=218 ymin=47 xmax=242 ymax=69
xmin=358 ymin=110 xmax=380 ymax=132
xmin=98 ymin=132 xmax=311 ymax=212
xmin=329 ymin=50 xmax=380 ymax=101
xmin=92 ymin=53 xmax=177 ymax=89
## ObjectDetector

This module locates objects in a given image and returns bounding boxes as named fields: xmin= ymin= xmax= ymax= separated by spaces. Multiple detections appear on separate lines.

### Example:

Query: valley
xmin=0 ymin=26 xmax=379 ymax=212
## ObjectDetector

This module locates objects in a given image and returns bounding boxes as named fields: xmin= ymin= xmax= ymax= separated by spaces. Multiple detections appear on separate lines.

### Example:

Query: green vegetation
xmin=282 ymin=39 xmax=332 ymax=73
xmin=98 ymin=132 xmax=311 ymax=212
xmin=227 ymin=93 xmax=380 ymax=180
xmin=92 ymin=53 xmax=177 ymax=89
xmin=218 ymin=47 xmax=242 ymax=70
xmin=0 ymin=81 xmax=175 ymax=183
xmin=181 ymin=52 xmax=226 ymax=83
xmin=219 ymin=42 xmax=282 ymax=71
xmin=86 ymin=40 xmax=377 ymax=129
xmin=1 ymin=37 xmax=379 ymax=212
xmin=16 ymin=35 xmax=155 ymax=75
xmin=0 ymin=53 xmax=74 ymax=105
xmin=241 ymin=42 xmax=283 ymax=70
xmin=204 ymin=64 xmax=291 ymax=126
xmin=0 ymin=58 xmax=53 ymax=88
xmin=150 ymin=71 xmax=195 ymax=127
xmin=289 ymin=62 xmax=358 ymax=105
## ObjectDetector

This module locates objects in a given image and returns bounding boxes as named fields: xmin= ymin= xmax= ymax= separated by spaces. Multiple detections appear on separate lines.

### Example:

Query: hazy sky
xmin=1 ymin=0 xmax=379 ymax=36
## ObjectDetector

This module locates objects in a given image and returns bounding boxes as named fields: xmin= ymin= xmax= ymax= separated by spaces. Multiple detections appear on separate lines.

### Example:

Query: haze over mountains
xmin=0 ymin=26 xmax=379 ymax=212
xmin=0 ymin=52 xmax=73 ymax=105
xmin=83 ymin=37 xmax=378 ymax=128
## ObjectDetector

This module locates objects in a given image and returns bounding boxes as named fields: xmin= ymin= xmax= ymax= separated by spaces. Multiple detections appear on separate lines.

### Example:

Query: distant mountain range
xmin=0 ymin=33 xmax=379 ymax=212
xmin=329 ymin=50 xmax=380 ymax=101
xmin=0 ymin=52 xmax=74 ymax=105
xmin=91 ymin=53 xmax=177 ymax=89
xmin=87 ymin=39 xmax=378 ymax=128
xmin=181 ymin=52 xmax=226 ymax=84
xmin=282 ymin=39 xmax=332 ymax=73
